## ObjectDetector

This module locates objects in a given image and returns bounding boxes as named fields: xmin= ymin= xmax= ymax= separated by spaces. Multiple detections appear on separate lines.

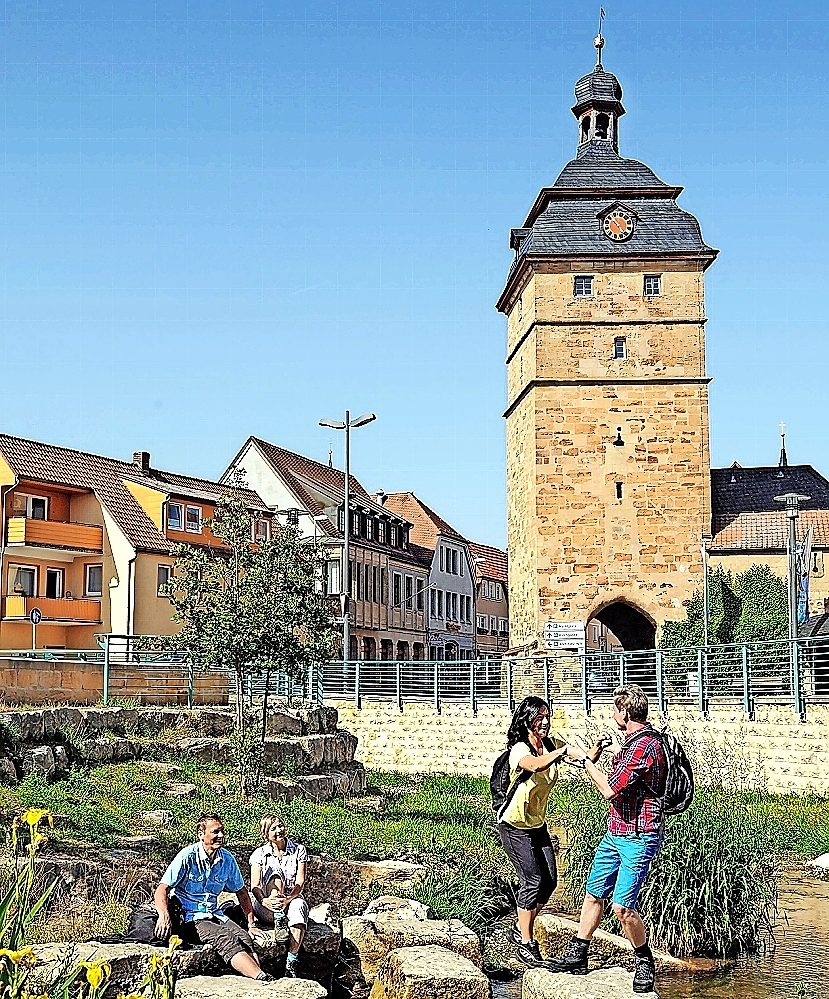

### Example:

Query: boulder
xmin=346 ymin=861 xmax=425 ymax=892
xmin=533 ymin=914 xmax=688 ymax=971
xmin=194 ymin=711 xmax=235 ymax=737
xmin=522 ymin=966 xmax=658 ymax=999
xmin=343 ymin=897 xmax=480 ymax=985
xmin=165 ymin=782 xmax=201 ymax=799
xmin=0 ymin=757 xmax=18 ymax=783
xmin=177 ymin=737 xmax=229 ymax=763
xmin=137 ymin=809 xmax=176 ymax=826
xmin=53 ymin=745 xmax=69 ymax=771
xmin=20 ymin=745 xmax=55 ymax=777
xmin=369 ymin=945 xmax=490 ymax=999
xmin=139 ymin=761 xmax=184 ymax=775
xmin=266 ymin=712 xmax=304 ymax=737
xmin=260 ymin=777 xmax=304 ymax=803
xmin=176 ymin=975 xmax=326 ymax=999
xmin=363 ymin=897 xmax=433 ymax=922
xmin=806 ymin=853 xmax=829 ymax=873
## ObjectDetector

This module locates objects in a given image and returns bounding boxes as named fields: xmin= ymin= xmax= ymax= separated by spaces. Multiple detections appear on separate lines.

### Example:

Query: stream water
xmin=492 ymin=873 xmax=828 ymax=998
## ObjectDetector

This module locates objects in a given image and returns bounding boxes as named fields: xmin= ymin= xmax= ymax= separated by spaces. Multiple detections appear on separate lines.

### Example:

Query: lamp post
xmin=319 ymin=411 xmax=376 ymax=665
xmin=701 ymin=534 xmax=713 ymax=647
xmin=774 ymin=492 xmax=811 ymax=644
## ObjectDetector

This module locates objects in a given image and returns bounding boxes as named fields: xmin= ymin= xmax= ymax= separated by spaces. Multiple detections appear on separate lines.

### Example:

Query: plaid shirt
xmin=606 ymin=725 xmax=667 ymax=836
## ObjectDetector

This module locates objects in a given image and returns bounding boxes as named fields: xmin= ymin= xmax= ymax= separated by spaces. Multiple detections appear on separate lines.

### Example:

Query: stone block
xmin=369 ymin=945 xmax=490 ymax=999
xmin=177 ymin=738 xmax=229 ymax=763
xmin=137 ymin=809 xmax=175 ymax=826
xmin=266 ymin=711 xmax=303 ymax=737
xmin=363 ymin=897 xmax=433 ymax=922
xmin=20 ymin=745 xmax=55 ymax=778
xmin=522 ymin=966 xmax=657 ymax=999
xmin=165 ymin=782 xmax=200 ymax=799
xmin=176 ymin=976 xmax=327 ymax=999
xmin=0 ymin=757 xmax=17 ymax=783
xmin=533 ymin=913 xmax=688 ymax=971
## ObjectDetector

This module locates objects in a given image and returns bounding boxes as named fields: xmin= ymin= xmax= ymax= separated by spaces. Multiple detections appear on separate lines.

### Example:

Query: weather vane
xmin=594 ymin=8 xmax=606 ymax=69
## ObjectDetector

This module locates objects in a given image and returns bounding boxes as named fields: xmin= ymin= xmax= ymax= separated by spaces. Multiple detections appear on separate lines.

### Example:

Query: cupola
xmin=572 ymin=32 xmax=625 ymax=153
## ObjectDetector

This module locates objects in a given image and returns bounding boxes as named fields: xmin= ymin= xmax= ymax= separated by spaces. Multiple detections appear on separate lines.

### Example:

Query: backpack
xmin=630 ymin=727 xmax=694 ymax=816
xmin=490 ymin=737 xmax=555 ymax=821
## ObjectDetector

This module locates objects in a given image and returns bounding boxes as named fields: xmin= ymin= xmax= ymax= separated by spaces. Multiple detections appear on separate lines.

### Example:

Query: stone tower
xmin=497 ymin=39 xmax=718 ymax=651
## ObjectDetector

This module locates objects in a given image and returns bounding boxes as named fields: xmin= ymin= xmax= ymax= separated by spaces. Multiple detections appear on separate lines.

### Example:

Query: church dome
xmin=574 ymin=68 xmax=623 ymax=108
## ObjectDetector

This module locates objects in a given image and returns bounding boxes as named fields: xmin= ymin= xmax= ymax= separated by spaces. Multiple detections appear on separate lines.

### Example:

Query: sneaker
xmin=510 ymin=926 xmax=524 ymax=946
xmin=545 ymin=938 xmax=588 ymax=976
xmin=284 ymin=963 xmax=299 ymax=979
xmin=254 ymin=972 xmax=275 ymax=983
xmin=516 ymin=940 xmax=544 ymax=967
xmin=632 ymin=955 xmax=656 ymax=993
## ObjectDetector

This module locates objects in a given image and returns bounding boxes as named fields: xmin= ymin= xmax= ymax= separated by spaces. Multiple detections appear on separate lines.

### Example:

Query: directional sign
xmin=29 ymin=608 xmax=42 ymax=625
xmin=543 ymin=620 xmax=585 ymax=652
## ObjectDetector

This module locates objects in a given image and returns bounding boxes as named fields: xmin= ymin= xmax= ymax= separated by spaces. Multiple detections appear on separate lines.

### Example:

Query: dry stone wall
xmin=335 ymin=698 xmax=829 ymax=795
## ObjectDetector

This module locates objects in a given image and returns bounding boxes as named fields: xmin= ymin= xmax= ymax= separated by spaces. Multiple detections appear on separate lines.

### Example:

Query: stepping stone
xmin=177 ymin=975 xmax=326 ymax=999
xmin=522 ymin=966 xmax=658 ymax=999
xmin=369 ymin=945 xmax=489 ymax=999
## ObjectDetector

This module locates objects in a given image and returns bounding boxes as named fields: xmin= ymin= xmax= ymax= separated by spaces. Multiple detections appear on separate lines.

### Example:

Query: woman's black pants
xmin=499 ymin=821 xmax=558 ymax=911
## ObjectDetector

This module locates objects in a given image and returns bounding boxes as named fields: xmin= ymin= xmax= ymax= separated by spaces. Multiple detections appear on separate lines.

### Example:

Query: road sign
xmin=29 ymin=608 xmax=42 ymax=625
xmin=543 ymin=620 xmax=585 ymax=652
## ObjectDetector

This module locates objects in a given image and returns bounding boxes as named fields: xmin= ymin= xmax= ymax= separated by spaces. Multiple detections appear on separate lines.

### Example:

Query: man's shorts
xmin=585 ymin=831 xmax=663 ymax=910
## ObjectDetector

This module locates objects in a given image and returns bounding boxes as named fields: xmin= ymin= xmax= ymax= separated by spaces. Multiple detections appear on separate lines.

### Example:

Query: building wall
xmin=133 ymin=553 xmax=180 ymax=637
xmin=427 ymin=539 xmax=475 ymax=655
xmin=504 ymin=260 xmax=711 ymax=648
xmin=334 ymin=697 xmax=829 ymax=794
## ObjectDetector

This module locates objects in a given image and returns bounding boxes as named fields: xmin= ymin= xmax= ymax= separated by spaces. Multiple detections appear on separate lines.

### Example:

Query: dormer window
xmin=167 ymin=503 xmax=184 ymax=531
xmin=574 ymin=275 xmax=593 ymax=297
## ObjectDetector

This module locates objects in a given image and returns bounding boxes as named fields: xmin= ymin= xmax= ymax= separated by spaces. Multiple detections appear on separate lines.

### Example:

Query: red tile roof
xmin=383 ymin=492 xmax=466 ymax=549
xmin=467 ymin=541 xmax=508 ymax=583
xmin=0 ymin=434 xmax=268 ymax=555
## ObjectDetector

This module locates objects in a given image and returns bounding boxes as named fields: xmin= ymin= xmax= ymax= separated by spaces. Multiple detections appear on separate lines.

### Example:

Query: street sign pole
xmin=29 ymin=607 xmax=42 ymax=650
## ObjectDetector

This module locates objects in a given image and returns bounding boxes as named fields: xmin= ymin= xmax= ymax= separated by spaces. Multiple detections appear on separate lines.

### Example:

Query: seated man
xmin=154 ymin=812 xmax=271 ymax=981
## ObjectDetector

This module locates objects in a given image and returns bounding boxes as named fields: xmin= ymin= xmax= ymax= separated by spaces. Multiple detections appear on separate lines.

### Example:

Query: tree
xmin=162 ymin=487 xmax=338 ymax=736
xmin=660 ymin=564 xmax=787 ymax=649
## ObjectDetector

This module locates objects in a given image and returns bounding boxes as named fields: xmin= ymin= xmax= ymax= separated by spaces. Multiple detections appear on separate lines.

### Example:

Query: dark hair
xmin=507 ymin=695 xmax=550 ymax=747
xmin=197 ymin=813 xmax=223 ymax=836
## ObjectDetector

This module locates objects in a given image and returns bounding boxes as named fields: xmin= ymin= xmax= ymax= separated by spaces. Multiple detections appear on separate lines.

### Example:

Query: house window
xmin=616 ymin=482 xmax=624 ymax=500
xmin=490 ymin=615 xmax=497 ymax=634
xmin=85 ymin=564 xmax=103 ymax=597
xmin=430 ymin=589 xmax=436 ymax=616
xmin=326 ymin=561 xmax=340 ymax=596
xmin=157 ymin=565 xmax=172 ymax=595
xmin=393 ymin=573 xmax=402 ymax=608
xmin=614 ymin=337 xmax=627 ymax=359
xmin=185 ymin=506 xmax=202 ymax=533
xmin=452 ymin=592 xmax=458 ymax=620
xmin=377 ymin=520 xmax=386 ymax=544
xmin=12 ymin=494 xmax=48 ymax=520
xmin=405 ymin=576 xmax=413 ymax=608
xmin=644 ymin=274 xmax=662 ymax=296
xmin=10 ymin=565 xmax=36 ymax=597
xmin=372 ymin=565 xmax=378 ymax=602
xmin=477 ymin=614 xmax=488 ymax=632
xmin=452 ymin=550 xmax=458 ymax=575
xmin=251 ymin=518 xmax=269 ymax=542
xmin=366 ymin=517 xmax=374 ymax=541
xmin=167 ymin=503 xmax=184 ymax=531
xmin=499 ymin=617 xmax=509 ymax=633
xmin=416 ymin=579 xmax=424 ymax=611
xmin=356 ymin=563 xmax=362 ymax=600
xmin=574 ymin=275 xmax=593 ymax=297
xmin=45 ymin=568 xmax=63 ymax=599
xmin=440 ymin=546 xmax=444 ymax=571
xmin=390 ymin=524 xmax=398 ymax=547
xmin=493 ymin=583 xmax=501 ymax=600
xmin=437 ymin=590 xmax=444 ymax=618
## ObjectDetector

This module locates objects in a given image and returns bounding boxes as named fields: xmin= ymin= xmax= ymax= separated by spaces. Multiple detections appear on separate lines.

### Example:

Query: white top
xmin=249 ymin=840 xmax=308 ymax=894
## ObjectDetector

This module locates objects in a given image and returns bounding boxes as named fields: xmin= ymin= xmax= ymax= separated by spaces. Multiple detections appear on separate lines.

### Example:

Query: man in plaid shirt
xmin=548 ymin=684 xmax=666 ymax=994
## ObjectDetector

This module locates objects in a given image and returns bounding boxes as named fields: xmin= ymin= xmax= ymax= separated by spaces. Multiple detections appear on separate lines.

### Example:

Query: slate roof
xmin=710 ymin=464 xmax=829 ymax=551
xmin=467 ymin=541 xmax=508 ymax=584
xmin=0 ymin=433 xmax=268 ymax=555
xmin=552 ymin=140 xmax=667 ymax=191
xmin=383 ymin=492 xmax=467 ymax=550
xmin=574 ymin=68 xmax=623 ymax=107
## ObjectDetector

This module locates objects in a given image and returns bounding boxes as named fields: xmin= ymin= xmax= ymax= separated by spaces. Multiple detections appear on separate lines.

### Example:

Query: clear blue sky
xmin=1 ymin=1 xmax=826 ymax=548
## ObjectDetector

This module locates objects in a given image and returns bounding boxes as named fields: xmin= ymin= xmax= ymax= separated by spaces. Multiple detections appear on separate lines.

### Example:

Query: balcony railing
xmin=7 ymin=517 xmax=103 ymax=552
xmin=2 ymin=596 xmax=102 ymax=623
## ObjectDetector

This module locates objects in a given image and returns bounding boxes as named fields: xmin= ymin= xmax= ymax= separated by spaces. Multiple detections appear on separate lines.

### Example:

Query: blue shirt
xmin=161 ymin=843 xmax=245 ymax=922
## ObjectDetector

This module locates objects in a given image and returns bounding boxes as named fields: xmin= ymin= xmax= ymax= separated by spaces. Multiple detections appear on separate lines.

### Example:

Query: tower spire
xmin=594 ymin=8 xmax=605 ymax=69
xmin=778 ymin=422 xmax=788 ymax=471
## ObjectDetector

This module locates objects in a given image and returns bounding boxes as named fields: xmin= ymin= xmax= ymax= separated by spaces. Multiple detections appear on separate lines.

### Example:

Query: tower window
xmin=615 ymin=482 xmax=623 ymax=500
xmin=595 ymin=113 xmax=609 ymax=139
xmin=574 ymin=275 xmax=593 ymax=297
xmin=614 ymin=337 xmax=627 ymax=359
xmin=644 ymin=274 xmax=661 ymax=296
xmin=580 ymin=115 xmax=590 ymax=143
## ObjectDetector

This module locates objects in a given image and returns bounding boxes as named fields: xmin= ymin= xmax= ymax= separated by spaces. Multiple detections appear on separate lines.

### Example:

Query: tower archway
xmin=589 ymin=601 xmax=656 ymax=651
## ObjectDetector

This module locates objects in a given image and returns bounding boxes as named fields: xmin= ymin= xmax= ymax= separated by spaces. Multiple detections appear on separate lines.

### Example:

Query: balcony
xmin=6 ymin=517 xmax=103 ymax=555
xmin=2 ymin=596 xmax=102 ymax=624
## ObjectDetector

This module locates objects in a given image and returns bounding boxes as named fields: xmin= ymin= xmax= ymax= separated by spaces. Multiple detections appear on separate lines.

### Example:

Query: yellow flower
xmin=148 ymin=954 xmax=165 ymax=972
xmin=168 ymin=935 xmax=182 ymax=953
xmin=20 ymin=809 xmax=52 ymax=829
xmin=0 ymin=947 xmax=37 ymax=968
xmin=85 ymin=962 xmax=111 ymax=989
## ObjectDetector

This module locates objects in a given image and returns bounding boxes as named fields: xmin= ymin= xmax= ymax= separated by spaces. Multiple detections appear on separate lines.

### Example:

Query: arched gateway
xmin=498 ymin=37 xmax=718 ymax=652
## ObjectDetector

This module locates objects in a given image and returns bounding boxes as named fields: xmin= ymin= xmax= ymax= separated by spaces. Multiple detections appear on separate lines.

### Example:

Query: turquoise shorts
xmin=585 ymin=831 xmax=663 ymax=910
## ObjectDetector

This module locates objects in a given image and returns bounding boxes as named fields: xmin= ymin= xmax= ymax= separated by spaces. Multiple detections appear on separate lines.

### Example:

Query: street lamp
xmin=319 ymin=411 xmax=377 ymax=664
xmin=701 ymin=535 xmax=713 ymax=647
xmin=774 ymin=491 xmax=811 ymax=644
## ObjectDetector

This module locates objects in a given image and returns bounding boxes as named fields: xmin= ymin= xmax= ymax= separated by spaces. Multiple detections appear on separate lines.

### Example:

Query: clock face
xmin=603 ymin=208 xmax=635 ymax=242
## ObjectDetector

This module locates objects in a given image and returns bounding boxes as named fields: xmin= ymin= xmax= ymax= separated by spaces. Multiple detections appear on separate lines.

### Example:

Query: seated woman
xmin=250 ymin=814 xmax=310 ymax=978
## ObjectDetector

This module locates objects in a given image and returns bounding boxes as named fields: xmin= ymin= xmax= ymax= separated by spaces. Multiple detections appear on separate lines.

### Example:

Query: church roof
xmin=710 ymin=464 xmax=829 ymax=551
xmin=552 ymin=140 xmax=667 ymax=191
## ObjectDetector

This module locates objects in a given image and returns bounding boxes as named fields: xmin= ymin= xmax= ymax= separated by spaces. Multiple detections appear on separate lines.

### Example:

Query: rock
xmin=0 ymin=757 xmax=17 ymax=783
xmin=533 ymin=913 xmax=687 ymax=971
xmin=177 ymin=737 xmax=229 ymax=763
xmin=176 ymin=976 xmax=327 ymax=999
xmin=194 ymin=711 xmax=235 ymax=737
xmin=20 ymin=745 xmax=55 ymax=777
xmin=266 ymin=711 xmax=304 ymax=737
xmin=369 ymin=945 xmax=490 ymax=999
xmin=295 ymin=774 xmax=335 ymax=801
xmin=117 ymin=835 xmax=158 ymax=848
xmin=806 ymin=853 xmax=829 ymax=871
xmin=304 ymin=902 xmax=342 ymax=960
xmin=343 ymin=900 xmax=480 ymax=985
xmin=522 ymin=966 xmax=657 ymax=999
xmin=260 ymin=777 xmax=304 ymax=803
xmin=137 ymin=809 xmax=176 ymax=826
xmin=139 ymin=761 xmax=184 ymax=775
xmin=83 ymin=737 xmax=115 ymax=763
xmin=347 ymin=860 xmax=425 ymax=891
xmin=53 ymin=745 xmax=69 ymax=771
xmin=346 ymin=796 xmax=383 ymax=813
xmin=165 ymin=782 xmax=200 ymax=798
xmin=363 ymin=897 xmax=433 ymax=922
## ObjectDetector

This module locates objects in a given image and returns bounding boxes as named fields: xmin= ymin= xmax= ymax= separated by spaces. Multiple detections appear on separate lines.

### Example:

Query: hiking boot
xmin=284 ymin=963 xmax=299 ymax=979
xmin=516 ymin=940 xmax=544 ymax=966
xmin=545 ymin=938 xmax=588 ymax=975
xmin=632 ymin=954 xmax=656 ymax=993
xmin=510 ymin=926 xmax=523 ymax=946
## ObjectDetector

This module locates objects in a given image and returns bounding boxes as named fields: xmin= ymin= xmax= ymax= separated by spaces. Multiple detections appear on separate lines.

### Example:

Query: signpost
xmin=543 ymin=620 xmax=586 ymax=654
xmin=29 ymin=607 xmax=42 ymax=650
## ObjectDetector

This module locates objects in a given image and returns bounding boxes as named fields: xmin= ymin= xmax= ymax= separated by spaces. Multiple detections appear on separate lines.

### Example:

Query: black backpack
xmin=490 ymin=737 xmax=555 ymax=821
xmin=630 ymin=727 xmax=694 ymax=816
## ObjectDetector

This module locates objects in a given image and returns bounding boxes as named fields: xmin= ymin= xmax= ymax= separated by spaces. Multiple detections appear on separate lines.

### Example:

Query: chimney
xmin=374 ymin=489 xmax=387 ymax=506
xmin=133 ymin=451 xmax=151 ymax=473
